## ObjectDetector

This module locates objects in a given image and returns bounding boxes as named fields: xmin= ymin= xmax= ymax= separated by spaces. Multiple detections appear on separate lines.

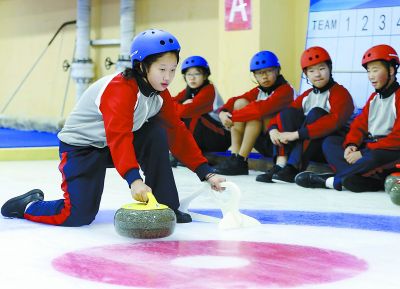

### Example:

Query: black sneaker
xmin=272 ymin=165 xmax=299 ymax=183
xmin=214 ymin=155 xmax=248 ymax=176
xmin=342 ymin=175 xmax=384 ymax=193
xmin=173 ymin=209 xmax=192 ymax=223
xmin=256 ymin=165 xmax=282 ymax=183
xmin=213 ymin=154 xmax=236 ymax=171
xmin=295 ymin=171 xmax=335 ymax=188
xmin=1 ymin=189 xmax=44 ymax=218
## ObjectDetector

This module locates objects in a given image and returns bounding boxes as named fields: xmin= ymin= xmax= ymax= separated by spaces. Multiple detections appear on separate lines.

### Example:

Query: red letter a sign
xmin=225 ymin=0 xmax=252 ymax=31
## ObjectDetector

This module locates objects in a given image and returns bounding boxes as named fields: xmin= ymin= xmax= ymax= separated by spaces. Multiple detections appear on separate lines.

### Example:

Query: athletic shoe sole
xmin=1 ymin=189 xmax=44 ymax=218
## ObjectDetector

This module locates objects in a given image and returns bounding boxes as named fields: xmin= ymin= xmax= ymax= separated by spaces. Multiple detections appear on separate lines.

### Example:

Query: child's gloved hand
xmin=130 ymin=179 xmax=152 ymax=202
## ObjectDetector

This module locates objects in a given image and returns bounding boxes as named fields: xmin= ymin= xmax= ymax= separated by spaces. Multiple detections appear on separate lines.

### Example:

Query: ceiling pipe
xmin=116 ymin=0 xmax=135 ymax=72
xmin=71 ymin=0 xmax=94 ymax=100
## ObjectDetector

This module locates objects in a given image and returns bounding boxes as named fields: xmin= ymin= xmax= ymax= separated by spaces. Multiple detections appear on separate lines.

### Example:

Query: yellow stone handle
xmin=146 ymin=192 xmax=160 ymax=209
xmin=122 ymin=192 xmax=169 ymax=210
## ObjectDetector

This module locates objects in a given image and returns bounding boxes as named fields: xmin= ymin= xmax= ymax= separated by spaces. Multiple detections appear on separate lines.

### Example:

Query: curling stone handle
xmin=121 ymin=192 xmax=169 ymax=211
xmin=219 ymin=181 xmax=241 ymax=210
xmin=180 ymin=183 xmax=210 ymax=213
xmin=146 ymin=192 xmax=157 ymax=204
xmin=145 ymin=192 xmax=164 ymax=209
xmin=208 ymin=181 xmax=242 ymax=217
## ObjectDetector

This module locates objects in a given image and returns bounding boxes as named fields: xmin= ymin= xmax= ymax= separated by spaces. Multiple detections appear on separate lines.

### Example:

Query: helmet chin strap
xmin=305 ymin=75 xmax=311 ymax=86
xmin=377 ymin=63 xmax=393 ymax=93
xmin=303 ymin=62 xmax=333 ymax=90
xmin=137 ymin=63 xmax=162 ymax=93
xmin=138 ymin=63 xmax=150 ymax=83
xmin=303 ymin=71 xmax=333 ymax=93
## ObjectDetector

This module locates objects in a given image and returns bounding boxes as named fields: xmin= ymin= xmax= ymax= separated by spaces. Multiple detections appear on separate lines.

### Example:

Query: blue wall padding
xmin=0 ymin=128 xmax=59 ymax=148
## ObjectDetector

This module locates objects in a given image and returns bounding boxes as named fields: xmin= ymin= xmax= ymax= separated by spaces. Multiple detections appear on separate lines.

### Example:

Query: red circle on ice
xmin=52 ymin=240 xmax=367 ymax=288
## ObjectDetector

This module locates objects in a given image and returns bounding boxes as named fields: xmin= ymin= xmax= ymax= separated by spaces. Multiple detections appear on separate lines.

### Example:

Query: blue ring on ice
xmin=190 ymin=209 xmax=400 ymax=233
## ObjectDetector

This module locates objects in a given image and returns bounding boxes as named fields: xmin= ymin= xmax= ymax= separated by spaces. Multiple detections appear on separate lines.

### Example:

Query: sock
xmin=276 ymin=157 xmax=287 ymax=168
xmin=325 ymin=177 xmax=334 ymax=189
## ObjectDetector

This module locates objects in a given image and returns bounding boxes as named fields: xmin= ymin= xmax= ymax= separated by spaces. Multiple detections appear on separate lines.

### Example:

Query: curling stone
xmin=114 ymin=192 xmax=176 ymax=239
xmin=389 ymin=180 xmax=400 ymax=206
xmin=384 ymin=174 xmax=400 ymax=193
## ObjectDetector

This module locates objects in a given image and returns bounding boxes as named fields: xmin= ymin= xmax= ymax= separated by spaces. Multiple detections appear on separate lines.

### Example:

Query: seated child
xmin=172 ymin=56 xmax=230 ymax=158
xmin=296 ymin=44 xmax=400 ymax=192
xmin=261 ymin=46 xmax=354 ymax=183
xmin=215 ymin=51 xmax=294 ymax=176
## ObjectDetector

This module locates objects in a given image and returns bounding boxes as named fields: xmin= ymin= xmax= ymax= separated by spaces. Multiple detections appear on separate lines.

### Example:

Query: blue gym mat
xmin=0 ymin=128 xmax=59 ymax=148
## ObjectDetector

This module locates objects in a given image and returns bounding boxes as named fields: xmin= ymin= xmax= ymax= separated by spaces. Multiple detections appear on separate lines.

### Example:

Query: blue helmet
xmin=130 ymin=29 xmax=181 ymax=65
xmin=250 ymin=51 xmax=280 ymax=71
xmin=181 ymin=56 xmax=209 ymax=73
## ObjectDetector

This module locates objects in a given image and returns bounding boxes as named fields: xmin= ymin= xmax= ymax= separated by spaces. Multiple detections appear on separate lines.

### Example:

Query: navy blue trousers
xmin=254 ymin=132 xmax=274 ymax=157
xmin=276 ymin=107 xmax=328 ymax=170
xmin=25 ymin=117 xmax=180 ymax=226
xmin=322 ymin=135 xmax=400 ymax=190
xmin=183 ymin=117 xmax=231 ymax=153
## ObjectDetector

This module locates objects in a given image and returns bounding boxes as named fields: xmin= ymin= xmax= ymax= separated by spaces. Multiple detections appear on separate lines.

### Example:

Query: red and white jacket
xmin=173 ymin=83 xmax=225 ymax=134
xmin=218 ymin=75 xmax=294 ymax=124
xmin=58 ymin=73 xmax=209 ymax=185
xmin=344 ymin=82 xmax=400 ymax=150
xmin=270 ymin=82 xmax=354 ymax=139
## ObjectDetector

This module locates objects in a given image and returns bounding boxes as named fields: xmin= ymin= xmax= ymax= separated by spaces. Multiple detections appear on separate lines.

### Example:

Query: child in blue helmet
xmin=1 ymin=29 xmax=225 ymax=225
xmin=172 ymin=56 xmax=230 ymax=162
xmin=215 ymin=51 xmax=294 ymax=176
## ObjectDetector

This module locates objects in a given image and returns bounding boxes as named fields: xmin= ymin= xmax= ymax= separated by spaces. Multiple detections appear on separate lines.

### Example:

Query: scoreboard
xmin=301 ymin=0 xmax=400 ymax=109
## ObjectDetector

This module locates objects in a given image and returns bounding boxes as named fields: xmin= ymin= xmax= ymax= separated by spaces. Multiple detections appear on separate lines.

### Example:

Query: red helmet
xmin=301 ymin=46 xmax=331 ymax=70
xmin=361 ymin=44 xmax=399 ymax=68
